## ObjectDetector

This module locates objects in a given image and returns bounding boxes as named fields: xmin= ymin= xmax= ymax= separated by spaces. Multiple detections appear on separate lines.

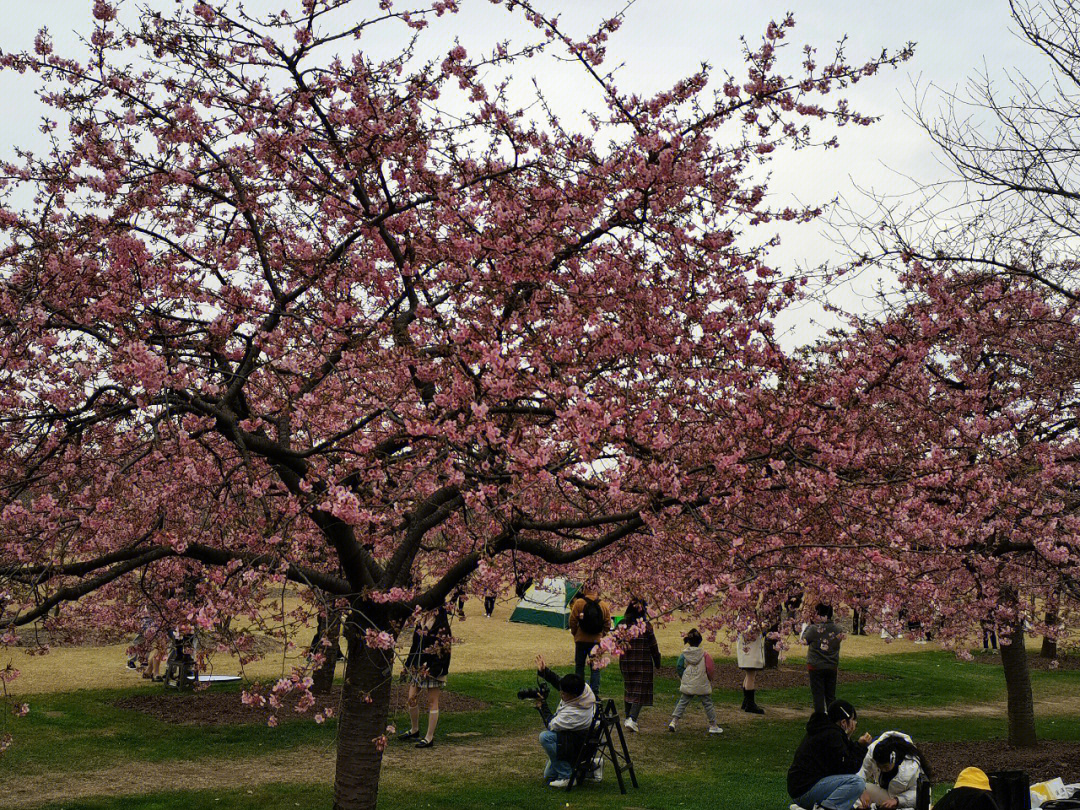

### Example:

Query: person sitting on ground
xmin=568 ymin=580 xmax=612 ymax=697
xmin=787 ymin=699 xmax=873 ymax=810
xmin=856 ymin=731 xmax=932 ymax=809
xmin=931 ymin=768 xmax=1000 ymax=810
xmin=801 ymin=603 xmax=846 ymax=714
xmin=533 ymin=654 xmax=598 ymax=788
xmin=668 ymin=628 xmax=723 ymax=735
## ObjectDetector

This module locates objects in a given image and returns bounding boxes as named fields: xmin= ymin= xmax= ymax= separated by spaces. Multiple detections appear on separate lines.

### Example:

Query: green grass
xmin=12 ymin=651 xmax=1080 ymax=810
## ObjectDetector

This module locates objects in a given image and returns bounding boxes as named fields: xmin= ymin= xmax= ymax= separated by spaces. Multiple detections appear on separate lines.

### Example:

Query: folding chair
xmin=566 ymin=699 xmax=638 ymax=794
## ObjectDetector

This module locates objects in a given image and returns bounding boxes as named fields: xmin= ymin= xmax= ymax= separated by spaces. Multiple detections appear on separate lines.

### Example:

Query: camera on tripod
xmin=517 ymin=681 xmax=550 ymax=701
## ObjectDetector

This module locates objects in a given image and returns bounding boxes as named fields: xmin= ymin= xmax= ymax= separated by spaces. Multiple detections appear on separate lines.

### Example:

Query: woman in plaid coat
xmin=618 ymin=598 xmax=662 ymax=732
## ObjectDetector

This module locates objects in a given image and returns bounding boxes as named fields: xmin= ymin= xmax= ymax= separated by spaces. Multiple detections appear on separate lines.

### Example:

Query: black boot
xmin=739 ymin=690 xmax=748 ymax=711
xmin=742 ymin=689 xmax=764 ymax=714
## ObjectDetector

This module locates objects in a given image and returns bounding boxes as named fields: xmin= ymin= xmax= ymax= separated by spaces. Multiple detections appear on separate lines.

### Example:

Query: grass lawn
xmin=7 ymin=651 xmax=1080 ymax=809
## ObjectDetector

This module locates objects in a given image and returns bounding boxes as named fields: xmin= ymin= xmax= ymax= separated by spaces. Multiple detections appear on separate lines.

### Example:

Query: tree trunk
xmin=312 ymin=609 xmax=342 ymax=695
xmin=999 ymin=619 xmax=1037 ymax=748
xmin=1040 ymin=609 xmax=1058 ymax=660
xmin=333 ymin=612 xmax=395 ymax=810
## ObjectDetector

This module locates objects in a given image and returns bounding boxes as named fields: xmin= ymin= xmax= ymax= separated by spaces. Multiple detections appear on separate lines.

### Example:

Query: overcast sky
xmin=0 ymin=2 xmax=1046 ymax=346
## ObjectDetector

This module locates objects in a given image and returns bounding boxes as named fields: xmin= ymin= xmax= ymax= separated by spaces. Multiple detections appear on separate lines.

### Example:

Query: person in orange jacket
xmin=568 ymin=580 xmax=612 ymax=696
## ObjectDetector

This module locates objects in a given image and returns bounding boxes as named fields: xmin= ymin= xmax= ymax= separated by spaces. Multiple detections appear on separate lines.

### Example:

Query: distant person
xmin=802 ymin=603 xmax=844 ymax=713
xmin=981 ymin=620 xmax=997 ymax=652
xmin=483 ymin=589 xmax=497 ymax=618
xmin=400 ymin=604 xmax=452 ymax=749
xmin=515 ymin=576 xmax=533 ymax=599
xmin=617 ymin=598 xmax=661 ymax=732
xmin=932 ymin=767 xmax=1000 ymax=810
xmin=668 ymin=628 xmax=723 ymax=735
xmin=857 ymin=731 xmax=932 ymax=808
xmin=127 ymin=608 xmax=154 ymax=671
xmin=787 ymin=699 xmax=872 ymax=810
xmin=851 ymin=607 xmax=866 ymax=636
xmin=568 ymin=580 xmax=611 ymax=696
xmin=736 ymin=628 xmax=766 ymax=714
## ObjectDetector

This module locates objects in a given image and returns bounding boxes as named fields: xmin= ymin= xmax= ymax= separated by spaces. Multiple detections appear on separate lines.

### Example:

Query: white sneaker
xmin=624 ymin=718 xmax=639 ymax=732
xmin=708 ymin=725 xmax=724 ymax=734
xmin=667 ymin=722 xmax=676 ymax=732
xmin=549 ymin=778 xmax=570 ymax=788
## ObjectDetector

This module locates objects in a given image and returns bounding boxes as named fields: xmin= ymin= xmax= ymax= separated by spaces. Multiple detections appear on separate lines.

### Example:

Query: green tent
xmin=508 ymin=578 xmax=580 ymax=629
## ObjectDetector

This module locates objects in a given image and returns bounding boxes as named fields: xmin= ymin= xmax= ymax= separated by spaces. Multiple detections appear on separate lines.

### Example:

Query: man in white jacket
xmin=857 ymin=731 xmax=929 ymax=809
xmin=533 ymin=654 xmax=598 ymax=788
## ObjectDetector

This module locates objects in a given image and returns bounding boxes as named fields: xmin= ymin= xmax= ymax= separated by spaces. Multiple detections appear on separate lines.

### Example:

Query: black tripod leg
xmin=611 ymin=712 xmax=638 ymax=788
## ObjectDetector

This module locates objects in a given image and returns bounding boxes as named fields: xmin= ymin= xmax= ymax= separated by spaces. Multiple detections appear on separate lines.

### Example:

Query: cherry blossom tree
xmin=0 ymin=2 xmax=909 ymax=806
xmin=795 ymin=260 xmax=1080 ymax=748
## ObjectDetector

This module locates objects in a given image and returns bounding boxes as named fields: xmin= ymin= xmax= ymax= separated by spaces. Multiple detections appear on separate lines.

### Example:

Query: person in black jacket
xmin=933 ymin=768 xmax=1001 ymax=810
xmin=787 ymin=700 xmax=872 ymax=810
xmin=399 ymin=605 xmax=452 ymax=749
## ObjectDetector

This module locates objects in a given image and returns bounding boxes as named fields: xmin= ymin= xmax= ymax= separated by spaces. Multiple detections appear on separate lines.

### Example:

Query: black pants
xmin=574 ymin=640 xmax=601 ymax=695
xmin=809 ymin=668 xmax=837 ymax=714
xmin=624 ymin=701 xmax=642 ymax=721
xmin=484 ymin=596 xmax=496 ymax=616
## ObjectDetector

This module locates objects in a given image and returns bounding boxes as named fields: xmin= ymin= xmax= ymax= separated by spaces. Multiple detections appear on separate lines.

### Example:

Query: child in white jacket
xmin=857 ymin=731 xmax=931 ymax=808
xmin=668 ymin=629 xmax=723 ymax=735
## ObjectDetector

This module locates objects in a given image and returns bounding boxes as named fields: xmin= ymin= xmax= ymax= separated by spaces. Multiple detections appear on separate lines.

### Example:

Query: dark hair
xmin=816 ymin=603 xmax=833 ymax=620
xmin=872 ymin=735 xmax=932 ymax=783
xmin=558 ymin=673 xmax=585 ymax=698
xmin=683 ymin=628 xmax=702 ymax=647
xmin=624 ymin=599 xmax=647 ymax=626
xmin=826 ymin=699 xmax=857 ymax=724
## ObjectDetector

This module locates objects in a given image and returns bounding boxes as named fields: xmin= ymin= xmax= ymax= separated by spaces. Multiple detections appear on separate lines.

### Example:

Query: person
xmin=399 ymin=604 xmax=452 ymax=749
xmin=981 ymin=620 xmax=998 ymax=652
xmin=143 ymin=633 xmax=165 ymax=682
xmin=533 ymin=654 xmax=598 ymax=788
xmin=802 ymin=603 xmax=845 ymax=714
xmin=127 ymin=609 xmax=153 ymax=671
xmin=932 ymin=767 xmax=1000 ymax=810
xmin=857 ymin=731 xmax=932 ymax=809
xmin=450 ymin=586 xmax=467 ymax=619
xmin=736 ymin=628 xmax=766 ymax=714
xmin=515 ymin=576 xmax=533 ymax=599
xmin=617 ymin=598 xmax=661 ymax=732
xmin=483 ymin=589 xmax=497 ymax=618
xmin=568 ymin=580 xmax=611 ymax=697
xmin=852 ymin=607 xmax=866 ymax=636
xmin=787 ymin=699 xmax=872 ymax=810
xmin=668 ymin=628 xmax=723 ymax=735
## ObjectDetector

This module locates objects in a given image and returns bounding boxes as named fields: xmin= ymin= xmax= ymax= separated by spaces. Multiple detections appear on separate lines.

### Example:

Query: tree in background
xmin=800 ymin=260 xmax=1080 ymax=748
xmin=0 ymin=1 xmax=909 ymax=806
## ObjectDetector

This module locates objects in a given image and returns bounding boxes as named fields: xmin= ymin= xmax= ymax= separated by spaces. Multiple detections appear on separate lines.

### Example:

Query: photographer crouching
xmin=526 ymin=654 xmax=598 ymax=788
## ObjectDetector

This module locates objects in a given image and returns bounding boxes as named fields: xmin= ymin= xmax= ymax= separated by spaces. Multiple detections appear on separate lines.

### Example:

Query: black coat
xmin=404 ymin=608 xmax=452 ymax=679
xmin=933 ymin=788 xmax=1000 ymax=810
xmin=787 ymin=712 xmax=869 ymax=798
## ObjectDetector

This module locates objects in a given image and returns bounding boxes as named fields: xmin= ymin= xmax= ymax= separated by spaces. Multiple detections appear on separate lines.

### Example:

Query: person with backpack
xmin=568 ymin=581 xmax=611 ymax=696
xmin=857 ymin=731 xmax=932 ymax=808
xmin=617 ymin=598 xmax=662 ymax=732
xmin=801 ymin=603 xmax=845 ymax=714
xmin=787 ymin=699 xmax=872 ymax=810
xmin=667 ymin=628 xmax=723 ymax=735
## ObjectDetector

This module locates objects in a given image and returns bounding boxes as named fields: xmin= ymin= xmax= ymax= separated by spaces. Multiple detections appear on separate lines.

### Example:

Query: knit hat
xmin=954 ymin=767 xmax=992 ymax=791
